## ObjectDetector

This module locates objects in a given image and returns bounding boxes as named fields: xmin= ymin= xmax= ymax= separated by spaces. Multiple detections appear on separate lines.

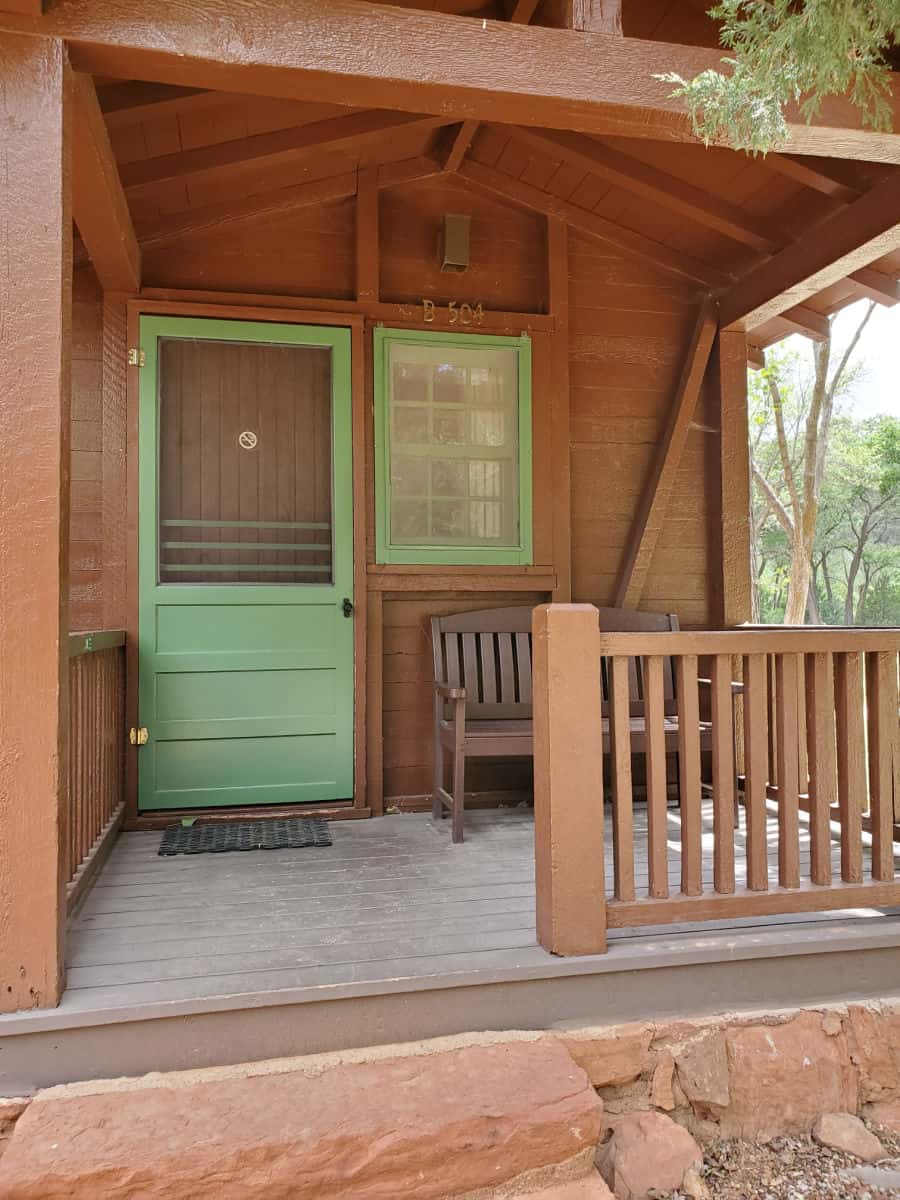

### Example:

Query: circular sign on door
xmin=238 ymin=430 xmax=258 ymax=450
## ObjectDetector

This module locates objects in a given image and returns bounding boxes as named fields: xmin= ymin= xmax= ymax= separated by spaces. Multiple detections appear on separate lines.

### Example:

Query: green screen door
xmin=137 ymin=317 xmax=354 ymax=810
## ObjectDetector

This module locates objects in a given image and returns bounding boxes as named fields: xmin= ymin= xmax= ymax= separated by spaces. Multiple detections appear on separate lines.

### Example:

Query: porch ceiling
xmin=66 ymin=0 xmax=900 ymax=357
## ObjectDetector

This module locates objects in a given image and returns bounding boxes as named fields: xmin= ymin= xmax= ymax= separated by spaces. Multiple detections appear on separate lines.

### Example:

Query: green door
xmin=137 ymin=317 xmax=354 ymax=810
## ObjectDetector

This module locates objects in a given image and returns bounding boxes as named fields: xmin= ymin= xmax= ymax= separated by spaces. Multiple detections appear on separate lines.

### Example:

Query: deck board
xmin=62 ymin=804 xmax=898 ymax=1012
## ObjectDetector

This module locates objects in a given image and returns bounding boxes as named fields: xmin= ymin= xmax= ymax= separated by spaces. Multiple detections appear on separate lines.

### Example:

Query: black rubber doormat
xmin=158 ymin=818 xmax=332 ymax=857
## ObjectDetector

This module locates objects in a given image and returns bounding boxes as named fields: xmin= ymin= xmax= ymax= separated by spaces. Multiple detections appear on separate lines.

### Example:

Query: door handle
xmin=342 ymin=598 xmax=354 ymax=618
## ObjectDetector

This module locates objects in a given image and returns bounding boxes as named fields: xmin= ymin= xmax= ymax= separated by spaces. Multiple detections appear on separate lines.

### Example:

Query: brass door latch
xmin=129 ymin=727 xmax=149 ymax=746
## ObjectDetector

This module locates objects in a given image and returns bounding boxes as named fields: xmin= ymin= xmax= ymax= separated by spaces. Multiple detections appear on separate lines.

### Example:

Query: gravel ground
xmin=659 ymin=1121 xmax=900 ymax=1200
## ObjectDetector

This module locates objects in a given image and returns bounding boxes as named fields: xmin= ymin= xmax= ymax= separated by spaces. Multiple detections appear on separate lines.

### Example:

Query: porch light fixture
xmin=439 ymin=213 xmax=471 ymax=273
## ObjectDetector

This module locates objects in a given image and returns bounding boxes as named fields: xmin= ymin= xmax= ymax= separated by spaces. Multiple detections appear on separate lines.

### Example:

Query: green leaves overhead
xmin=658 ymin=0 xmax=900 ymax=153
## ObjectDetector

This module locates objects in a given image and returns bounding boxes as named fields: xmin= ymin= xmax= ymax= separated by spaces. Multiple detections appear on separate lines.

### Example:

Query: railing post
xmin=533 ymin=604 xmax=606 ymax=956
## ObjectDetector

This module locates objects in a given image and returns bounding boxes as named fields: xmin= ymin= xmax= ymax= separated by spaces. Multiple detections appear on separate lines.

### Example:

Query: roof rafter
xmin=457 ymin=158 xmax=730 ymax=286
xmin=3 ymin=0 xmax=899 ymax=161
xmin=122 ymin=110 xmax=450 ymax=197
xmin=136 ymin=154 xmax=441 ymax=248
xmin=510 ymin=126 xmax=782 ymax=251
xmin=72 ymin=72 xmax=140 ymax=291
xmin=719 ymin=172 xmax=900 ymax=330
xmin=849 ymin=266 xmax=900 ymax=306
xmin=775 ymin=304 xmax=830 ymax=342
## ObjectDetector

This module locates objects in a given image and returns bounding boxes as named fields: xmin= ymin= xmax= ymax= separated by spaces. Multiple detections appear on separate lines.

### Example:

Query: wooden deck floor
xmin=65 ymin=803 xmax=898 ymax=1012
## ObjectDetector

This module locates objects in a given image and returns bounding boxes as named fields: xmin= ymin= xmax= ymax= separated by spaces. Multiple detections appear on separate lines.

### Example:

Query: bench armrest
xmin=435 ymin=682 xmax=467 ymax=700
xmin=698 ymin=678 xmax=745 ymax=694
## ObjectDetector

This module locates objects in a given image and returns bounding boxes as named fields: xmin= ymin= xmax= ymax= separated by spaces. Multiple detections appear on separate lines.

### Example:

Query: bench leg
xmin=432 ymin=692 xmax=444 ymax=822
xmin=451 ymin=712 xmax=466 ymax=843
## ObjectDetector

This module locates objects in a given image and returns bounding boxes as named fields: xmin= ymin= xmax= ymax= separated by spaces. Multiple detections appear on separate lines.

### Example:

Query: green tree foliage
xmin=750 ymin=335 xmax=899 ymax=626
xmin=659 ymin=0 xmax=900 ymax=153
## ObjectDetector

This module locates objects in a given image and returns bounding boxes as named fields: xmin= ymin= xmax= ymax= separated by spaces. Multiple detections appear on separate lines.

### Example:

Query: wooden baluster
xmin=774 ymin=652 xmax=800 ymax=889
xmin=676 ymin=654 xmax=702 ymax=896
xmin=710 ymin=653 xmax=736 ymax=894
xmin=609 ymin=655 xmax=634 ymax=901
xmin=866 ymin=650 xmax=898 ymax=881
xmin=805 ymin=652 xmax=836 ymax=886
xmin=766 ymin=653 xmax=778 ymax=787
xmin=742 ymin=654 xmax=769 ymax=891
xmin=796 ymin=652 xmax=809 ymax=795
xmin=644 ymin=654 xmax=668 ymax=899
xmin=833 ymin=652 xmax=864 ymax=884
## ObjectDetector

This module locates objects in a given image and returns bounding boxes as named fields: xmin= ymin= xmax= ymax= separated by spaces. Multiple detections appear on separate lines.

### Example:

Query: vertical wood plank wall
xmin=70 ymin=176 xmax=724 ymax=807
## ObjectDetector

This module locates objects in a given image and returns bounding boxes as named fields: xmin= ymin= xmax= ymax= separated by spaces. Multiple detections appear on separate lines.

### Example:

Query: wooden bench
xmin=431 ymin=604 xmax=735 ymax=842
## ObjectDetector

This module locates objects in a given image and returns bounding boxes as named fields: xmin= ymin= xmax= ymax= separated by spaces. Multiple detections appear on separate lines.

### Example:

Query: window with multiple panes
xmin=374 ymin=329 xmax=532 ymax=565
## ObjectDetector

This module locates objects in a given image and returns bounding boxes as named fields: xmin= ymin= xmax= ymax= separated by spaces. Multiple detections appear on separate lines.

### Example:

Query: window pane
xmin=157 ymin=338 xmax=333 ymax=585
xmin=387 ymin=342 xmax=520 ymax=549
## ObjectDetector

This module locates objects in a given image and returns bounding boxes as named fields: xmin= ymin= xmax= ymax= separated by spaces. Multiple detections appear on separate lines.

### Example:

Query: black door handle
xmin=342 ymin=597 xmax=354 ymax=618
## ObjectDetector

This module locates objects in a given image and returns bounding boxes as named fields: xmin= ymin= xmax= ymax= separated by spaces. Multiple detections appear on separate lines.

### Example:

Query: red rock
xmin=559 ymin=1025 xmax=652 ymax=1089
xmin=847 ymin=1005 xmax=900 ymax=1103
xmin=813 ymin=1112 xmax=886 ymax=1161
xmin=721 ymin=1012 xmax=858 ymax=1138
xmin=0 ymin=1038 xmax=603 ymax=1200
xmin=650 ymin=1053 xmax=676 ymax=1112
xmin=597 ymin=1111 xmax=702 ymax=1200
xmin=524 ymin=1171 xmax=615 ymax=1199
xmin=865 ymin=1099 xmax=900 ymax=1134
xmin=674 ymin=1033 xmax=730 ymax=1111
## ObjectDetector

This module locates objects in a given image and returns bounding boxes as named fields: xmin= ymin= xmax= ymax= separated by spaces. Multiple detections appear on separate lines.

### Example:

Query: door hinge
xmin=127 ymin=348 xmax=146 ymax=368
xmin=129 ymin=726 xmax=149 ymax=746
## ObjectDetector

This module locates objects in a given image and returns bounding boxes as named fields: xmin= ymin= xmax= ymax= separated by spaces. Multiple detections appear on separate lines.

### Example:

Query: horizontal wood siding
xmin=567 ymin=232 xmax=714 ymax=624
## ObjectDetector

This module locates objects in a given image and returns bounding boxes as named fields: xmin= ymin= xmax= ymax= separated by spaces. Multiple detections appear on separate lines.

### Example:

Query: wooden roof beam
xmin=457 ymin=158 xmax=730 ymax=286
xmin=137 ymin=154 xmax=441 ymax=248
xmin=443 ymin=0 xmax=541 ymax=173
xmin=122 ymin=110 xmax=449 ymax=197
xmin=775 ymin=304 xmax=830 ymax=342
xmin=72 ymin=72 xmax=140 ymax=292
xmin=98 ymin=82 xmax=218 ymax=129
xmin=0 ymin=1 xmax=42 ymax=13
xmin=747 ymin=344 xmax=766 ymax=370
xmin=614 ymin=299 xmax=719 ymax=609
xmin=850 ymin=267 xmax=900 ymax=306
xmin=718 ymin=172 xmax=900 ymax=330
xmin=511 ymin=126 xmax=781 ymax=251
xmin=761 ymin=154 xmax=863 ymax=204
xmin=543 ymin=1 xmax=623 ymax=32
xmin=3 ymin=0 xmax=899 ymax=162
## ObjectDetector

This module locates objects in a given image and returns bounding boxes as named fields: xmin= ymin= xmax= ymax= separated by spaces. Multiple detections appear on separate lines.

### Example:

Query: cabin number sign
xmin=421 ymin=299 xmax=485 ymax=327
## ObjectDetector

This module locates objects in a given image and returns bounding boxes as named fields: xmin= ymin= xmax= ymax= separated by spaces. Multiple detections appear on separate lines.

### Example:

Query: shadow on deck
xmin=0 ymin=806 xmax=897 ymax=1094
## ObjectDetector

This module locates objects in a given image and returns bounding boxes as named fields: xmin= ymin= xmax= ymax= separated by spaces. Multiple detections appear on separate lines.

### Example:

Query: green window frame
xmin=373 ymin=327 xmax=533 ymax=566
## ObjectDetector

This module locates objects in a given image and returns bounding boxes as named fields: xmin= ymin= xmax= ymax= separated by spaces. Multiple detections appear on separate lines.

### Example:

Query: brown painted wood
xmin=569 ymin=0 xmax=622 ymax=33
xmin=850 ymin=267 xmax=900 ymax=305
xmin=719 ymin=173 xmax=900 ymax=330
xmin=643 ymin=654 xmax=669 ymax=899
xmin=609 ymin=655 xmax=634 ymax=901
xmin=71 ymin=73 xmax=139 ymax=292
xmin=597 ymin=629 xmax=900 ymax=656
xmin=715 ymin=329 xmax=749 ymax=630
xmin=865 ymin=650 xmax=898 ymax=881
xmin=614 ymin=298 xmax=717 ymax=608
xmin=761 ymin=154 xmax=862 ymax=204
xmin=3 ymin=2 xmax=898 ymax=160
xmin=676 ymin=653 xmax=702 ymax=896
xmin=0 ymin=0 xmax=43 ymax=14
xmin=710 ymin=653 xmax=736 ymax=894
xmin=804 ymin=652 xmax=836 ymax=886
xmin=533 ymin=604 xmax=606 ymax=955
xmin=546 ymin=216 xmax=572 ymax=601
xmin=832 ymin=652 xmax=864 ymax=885
xmin=742 ymin=654 xmax=769 ymax=893
xmin=460 ymin=159 xmax=727 ymax=287
xmin=774 ymin=652 xmax=801 ymax=889
xmin=101 ymin=293 xmax=129 ymax=629
xmin=355 ymin=166 xmax=379 ymax=302
xmin=513 ymin=127 xmax=779 ymax=251
xmin=0 ymin=33 xmax=70 ymax=1013
xmin=122 ymin=111 xmax=448 ymax=195
xmin=776 ymin=304 xmax=830 ymax=342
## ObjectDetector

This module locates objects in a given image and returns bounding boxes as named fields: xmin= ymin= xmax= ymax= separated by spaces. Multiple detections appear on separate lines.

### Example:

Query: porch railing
xmin=533 ymin=606 xmax=900 ymax=956
xmin=66 ymin=631 xmax=126 ymax=911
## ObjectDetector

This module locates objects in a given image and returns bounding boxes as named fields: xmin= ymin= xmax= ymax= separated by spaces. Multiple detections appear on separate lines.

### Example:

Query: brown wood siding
xmin=70 ymin=266 xmax=104 ymax=630
xmin=567 ymin=230 xmax=715 ymax=626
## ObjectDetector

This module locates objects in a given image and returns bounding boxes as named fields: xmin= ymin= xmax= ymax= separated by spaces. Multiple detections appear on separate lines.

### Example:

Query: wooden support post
xmin=533 ymin=604 xmax=606 ymax=955
xmin=101 ymin=292 xmax=128 ymax=629
xmin=546 ymin=216 xmax=572 ymax=601
xmin=0 ymin=33 xmax=71 ymax=1012
xmin=715 ymin=328 xmax=752 ymax=627
xmin=614 ymin=298 xmax=718 ymax=608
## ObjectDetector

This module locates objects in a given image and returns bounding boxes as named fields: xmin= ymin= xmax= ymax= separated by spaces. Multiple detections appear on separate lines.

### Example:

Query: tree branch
xmin=752 ymin=458 xmax=794 ymax=536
